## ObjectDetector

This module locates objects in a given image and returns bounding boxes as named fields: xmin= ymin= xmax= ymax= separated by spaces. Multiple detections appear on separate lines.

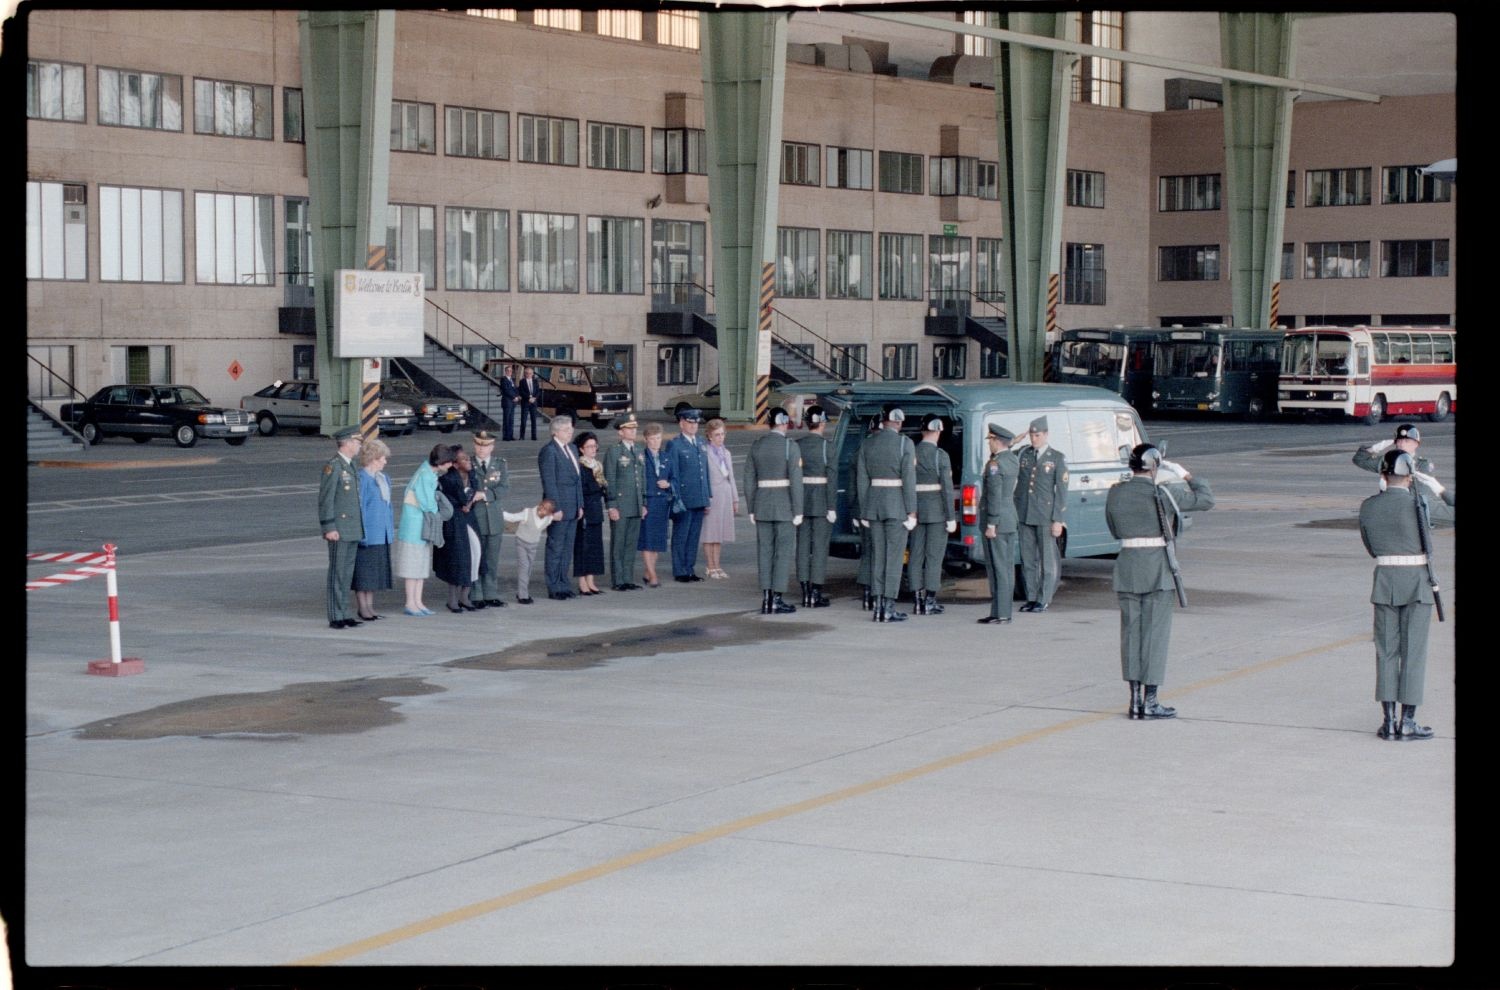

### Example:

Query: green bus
xmin=1052 ymin=327 xmax=1167 ymax=413
xmin=1149 ymin=327 xmax=1284 ymax=418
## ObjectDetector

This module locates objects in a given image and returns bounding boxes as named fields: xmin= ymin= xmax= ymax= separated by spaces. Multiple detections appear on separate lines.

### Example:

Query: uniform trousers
xmin=326 ymin=540 xmax=359 ymax=623
xmin=1019 ymin=523 xmax=1061 ymax=605
xmin=796 ymin=515 xmax=832 ymax=584
xmin=474 ymin=529 xmax=504 ymax=600
xmin=610 ymin=515 xmax=642 ymax=585
xmin=756 ymin=520 xmax=796 ymax=591
xmin=982 ymin=531 xmax=1017 ymax=620
xmin=544 ymin=518 xmax=577 ymax=595
xmin=670 ymin=507 xmax=705 ymax=577
xmin=867 ymin=520 xmax=909 ymax=600
xmin=1118 ymin=589 xmax=1175 ymax=684
xmin=909 ymin=522 xmax=947 ymax=594
xmin=1373 ymin=601 xmax=1432 ymax=705
xmin=856 ymin=524 xmax=873 ymax=587
xmin=514 ymin=539 xmax=540 ymax=599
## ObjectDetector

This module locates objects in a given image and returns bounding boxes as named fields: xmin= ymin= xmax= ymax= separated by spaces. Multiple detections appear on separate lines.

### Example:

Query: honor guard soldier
xmin=854 ymin=413 xmax=882 ymax=610
xmin=469 ymin=430 xmax=510 ymax=608
xmin=909 ymin=415 xmax=957 ymax=615
xmin=1105 ymin=444 xmax=1215 ymax=719
xmin=745 ymin=406 xmax=805 ymax=614
xmin=1359 ymin=450 xmax=1444 ymax=740
xmin=1015 ymin=415 xmax=1068 ymax=612
xmin=796 ymin=404 xmax=837 ymax=607
xmin=856 ymin=403 xmax=918 ymax=622
xmin=319 ymin=426 xmax=366 ymax=629
xmin=1353 ymin=424 xmax=1455 ymax=511
xmin=604 ymin=414 xmax=646 ymax=590
xmin=977 ymin=424 xmax=1020 ymax=624
xmin=666 ymin=402 xmax=712 ymax=581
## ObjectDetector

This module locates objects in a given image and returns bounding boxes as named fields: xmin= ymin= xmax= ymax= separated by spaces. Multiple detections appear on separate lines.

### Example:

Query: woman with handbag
xmin=393 ymin=443 xmax=456 ymax=616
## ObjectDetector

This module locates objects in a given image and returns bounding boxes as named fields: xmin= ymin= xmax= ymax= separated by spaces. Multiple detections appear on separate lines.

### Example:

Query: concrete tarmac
xmin=22 ymin=431 xmax=1461 ymax=986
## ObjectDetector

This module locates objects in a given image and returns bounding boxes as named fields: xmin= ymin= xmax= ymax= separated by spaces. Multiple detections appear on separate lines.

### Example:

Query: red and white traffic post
xmin=86 ymin=544 xmax=145 ymax=677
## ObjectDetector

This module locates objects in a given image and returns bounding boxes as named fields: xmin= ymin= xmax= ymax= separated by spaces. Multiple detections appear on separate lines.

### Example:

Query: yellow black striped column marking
xmin=757 ymin=262 xmax=774 ymax=423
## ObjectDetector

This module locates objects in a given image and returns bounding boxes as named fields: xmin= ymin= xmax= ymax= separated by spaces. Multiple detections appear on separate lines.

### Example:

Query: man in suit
xmin=1105 ymin=443 xmax=1214 ymax=719
xmin=856 ymin=404 xmax=917 ymax=622
xmin=745 ymin=406 xmax=804 ymax=614
xmin=909 ymin=415 xmax=956 ymax=615
xmin=517 ymin=366 xmax=542 ymax=441
xmin=318 ymin=426 xmax=365 ymax=629
xmin=1359 ymin=449 xmax=1442 ymax=740
xmin=499 ymin=364 xmax=519 ymax=441
xmin=665 ymin=402 xmax=711 ymax=581
xmin=796 ymin=404 xmax=837 ymax=608
xmin=538 ymin=415 xmax=583 ymax=599
xmin=604 ymin=414 xmax=646 ymax=590
xmin=469 ymin=430 xmax=509 ymax=607
xmin=1014 ymin=415 xmax=1068 ymax=613
xmin=977 ymin=423 xmax=1020 ymax=625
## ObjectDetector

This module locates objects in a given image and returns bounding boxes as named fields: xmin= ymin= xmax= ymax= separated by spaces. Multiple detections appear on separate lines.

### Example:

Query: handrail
xmin=965 ymin=288 xmax=1007 ymax=321
xmin=423 ymin=298 xmax=523 ymax=366
xmin=28 ymin=353 xmax=87 ymax=403
xmin=684 ymin=279 xmax=885 ymax=382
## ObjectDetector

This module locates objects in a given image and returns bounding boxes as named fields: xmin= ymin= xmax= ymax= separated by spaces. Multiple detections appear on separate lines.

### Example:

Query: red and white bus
xmin=1278 ymin=325 xmax=1456 ymax=424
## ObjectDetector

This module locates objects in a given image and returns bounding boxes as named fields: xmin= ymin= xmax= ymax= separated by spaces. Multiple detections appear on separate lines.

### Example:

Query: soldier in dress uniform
xmin=319 ymin=426 xmax=366 ymax=629
xmin=1353 ymin=424 xmax=1455 ymax=511
xmin=796 ymin=404 xmax=837 ymax=608
xmin=856 ymin=403 xmax=917 ymax=623
xmin=977 ymin=423 xmax=1020 ymax=624
xmin=604 ymin=414 xmax=646 ymax=590
xmin=909 ymin=415 xmax=956 ymax=615
xmin=854 ymin=413 xmax=881 ymax=610
xmin=469 ymin=430 xmax=509 ymax=608
xmin=665 ymin=402 xmax=712 ymax=581
xmin=1014 ymin=415 xmax=1068 ymax=613
xmin=1105 ymin=443 xmax=1215 ymax=719
xmin=1358 ymin=449 xmax=1442 ymax=740
xmin=744 ymin=406 xmax=805 ymax=614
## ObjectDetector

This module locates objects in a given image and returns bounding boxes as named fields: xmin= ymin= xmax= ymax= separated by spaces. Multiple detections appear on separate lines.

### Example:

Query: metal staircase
xmin=390 ymin=300 xmax=524 ymax=431
xmin=28 ymin=399 xmax=83 ymax=457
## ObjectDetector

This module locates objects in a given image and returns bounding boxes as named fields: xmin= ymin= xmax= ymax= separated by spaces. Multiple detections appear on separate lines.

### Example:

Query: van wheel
xmin=1362 ymin=394 xmax=1386 ymax=425
xmin=1427 ymin=392 xmax=1450 ymax=422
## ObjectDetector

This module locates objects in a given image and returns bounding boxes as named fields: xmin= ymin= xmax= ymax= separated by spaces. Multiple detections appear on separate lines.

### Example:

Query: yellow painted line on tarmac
xmin=290 ymin=631 xmax=1372 ymax=966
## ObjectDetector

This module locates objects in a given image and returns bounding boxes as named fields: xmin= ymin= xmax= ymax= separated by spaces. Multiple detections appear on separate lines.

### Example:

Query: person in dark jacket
xmin=977 ymin=424 xmax=1020 ymax=624
xmin=665 ymin=403 xmax=712 ymax=581
xmin=352 ymin=436 xmax=394 ymax=622
xmin=572 ymin=430 xmax=608 ymax=595
xmin=638 ymin=422 xmax=674 ymax=587
xmin=435 ymin=445 xmax=484 ymax=612
xmin=538 ymin=415 xmax=584 ymax=599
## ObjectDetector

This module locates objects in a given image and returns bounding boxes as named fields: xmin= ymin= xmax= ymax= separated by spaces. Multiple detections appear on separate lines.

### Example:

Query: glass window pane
xmin=100 ymin=186 xmax=122 ymax=280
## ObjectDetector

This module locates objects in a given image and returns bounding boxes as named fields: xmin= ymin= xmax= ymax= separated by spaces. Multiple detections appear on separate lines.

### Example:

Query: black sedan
xmin=61 ymin=384 xmax=256 ymax=448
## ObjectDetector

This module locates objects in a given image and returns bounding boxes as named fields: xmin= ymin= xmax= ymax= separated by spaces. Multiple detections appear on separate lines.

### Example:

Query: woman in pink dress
xmin=699 ymin=417 xmax=739 ymax=579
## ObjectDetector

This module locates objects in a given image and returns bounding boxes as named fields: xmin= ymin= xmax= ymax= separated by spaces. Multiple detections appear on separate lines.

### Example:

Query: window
xmin=657 ymin=10 xmax=700 ymax=49
xmin=195 ymin=191 xmax=273 ymax=285
xmin=1068 ymin=169 xmax=1105 ymax=208
xmin=781 ymin=142 xmax=820 ymax=186
xmin=652 ymin=128 xmax=707 ymax=175
xmin=928 ymin=235 xmax=971 ymax=304
xmin=532 ymin=9 xmax=581 ymax=30
xmin=445 ymin=106 xmax=508 ymax=159
xmin=1286 ymin=171 xmax=1295 ymax=208
xmin=283 ymin=87 xmax=303 ymax=142
xmin=879 ymin=151 xmax=923 ymax=195
xmin=445 ymin=207 xmax=510 ymax=290
xmin=386 ymin=203 xmax=436 ymax=289
xmin=1159 ymin=245 xmax=1220 ymax=281
xmin=1382 ymin=240 xmax=1449 ymax=278
xmin=518 ymin=114 xmax=580 ymax=165
xmin=1281 ymin=243 xmax=1296 ymax=280
xmin=825 ymin=230 xmax=873 ymax=300
xmin=878 ymin=233 xmax=923 ymax=301
xmin=1306 ymin=168 xmax=1371 ymax=207
xmin=389 ymin=100 xmax=436 ymax=153
xmin=933 ymin=342 xmax=967 ymax=380
xmin=285 ymin=197 xmax=314 ymax=291
xmin=976 ymin=238 xmax=1004 ymax=304
xmin=588 ymin=121 xmax=645 ymax=172
xmin=929 ymin=157 xmax=998 ymax=199
xmin=27 ymin=60 xmax=85 ymax=121
xmin=99 ymin=186 xmax=184 ymax=283
xmin=111 ymin=345 xmax=172 ymax=385
xmin=776 ymin=227 xmax=819 ymax=298
xmin=1159 ymin=174 xmax=1221 ymax=211
xmin=1382 ymin=165 xmax=1452 ymax=204
xmin=830 ymin=343 xmax=868 ymax=381
xmin=1072 ymin=12 xmax=1123 ymax=107
xmin=98 ymin=68 xmax=182 ymax=130
xmin=1064 ymin=243 xmax=1105 ymax=304
xmin=596 ymin=10 xmax=642 ymax=39
xmin=657 ymin=343 xmax=699 ymax=385
xmin=26 ymin=181 xmax=88 ymax=281
xmin=1305 ymin=241 xmax=1370 ymax=279
xmin=28 ymin=344 xmax=75 ymax=399
xmin=518 ymin=211 xmax=579 ymax=292
xmin=980 ymin=345 xmax=1007 ymax=379
xmin=587 ymin=215 xmax=644 ymax=293
xmin=526 ymin=343 xmax=573 ymax=360
xmin=826 ymin=147 xmax=873 ymax=190
xmin=193 ymin=78 xmax=273 ymax=139
xmin=882 ymin=343 xmax=918 ymax=381
xmin=651 ymin=219 xmax=706 ymax=303
xmin=961 ymin=11 xmax=1000 ymax=56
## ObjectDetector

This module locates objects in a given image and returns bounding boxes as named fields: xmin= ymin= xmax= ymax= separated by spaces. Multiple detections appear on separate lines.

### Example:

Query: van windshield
xmin=588 ymin=364 xmax=626 ymax=387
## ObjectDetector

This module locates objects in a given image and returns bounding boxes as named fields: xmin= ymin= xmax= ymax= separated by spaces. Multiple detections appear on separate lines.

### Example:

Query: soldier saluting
xmin=909 ymin=415 xmax=956 ymax=615
xmin=1353 ymin=423 xmax=1455 ymax=512
xmin=796 ymin=404 xmax=837 ymax=608
xmin=745 ymin=406 xmax=805 ymax=614
xmin=977 ymin=424 xmax=1020 ymax=624
xmin=1014 ymin=416 xmax=1068 ymax=613
xmin=856 ymin=403 xmax=917 ymax=623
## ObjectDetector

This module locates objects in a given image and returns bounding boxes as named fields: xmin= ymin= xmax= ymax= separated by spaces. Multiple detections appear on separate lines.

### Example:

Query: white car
xmin=240 ymin=380 xmax=416 ymax=436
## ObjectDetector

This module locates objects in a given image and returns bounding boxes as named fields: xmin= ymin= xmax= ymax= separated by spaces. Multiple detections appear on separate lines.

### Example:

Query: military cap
xmin=922 ymin=415 xmax=944 ymax=433
xmin=881 ymin=403 xmax=906 ymax=423
xmin=333 ymin=425 xmax=363 ymax=443
xmin=471 ymin=429 xmax=497 ymax=445
xmin=767 ymin=406 xmax=791 ymax=426
xmin=674 ymin=401 xmax=701 ymax=422
xmin=1129 ymin=442 xmax=1162 ymax=473
xmin=1380 ymin=449 xmax=1416 ymax=476
xmin=1029 ymin=415 xmax=1049 ymax=434
xmin=613 ymin=414 xmax=640 ymax=430
xmin=987 ymin=423 xmax=1015 ymax=442
xmin=1394 ymin=424 xmax=1422 ymax=443
xmin=804 ymin=404 xmax=827 ymax=426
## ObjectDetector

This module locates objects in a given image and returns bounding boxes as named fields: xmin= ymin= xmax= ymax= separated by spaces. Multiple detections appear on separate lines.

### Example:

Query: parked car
xmin=379 ymin=377 xmax=469 ymax=432
xmin=662 ymin=379 xmax=808 ymax=421
xmin=62 ymin=384 xmax=257 ymax=448
xmin=481 ymin=358 xmax=631 ymax=428
xmin=239 ymin=380 xmax=416 ymax=436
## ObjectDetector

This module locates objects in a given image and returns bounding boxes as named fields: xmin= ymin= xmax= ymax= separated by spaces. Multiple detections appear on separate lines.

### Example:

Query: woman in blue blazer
xmin=352 ymin=437 xmax=395 ymax=620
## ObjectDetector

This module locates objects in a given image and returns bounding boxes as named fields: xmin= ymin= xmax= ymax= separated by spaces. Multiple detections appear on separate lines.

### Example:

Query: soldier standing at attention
xmin=604 ymin=415 xmax=646 ymax=591
xmin=854 ymin=414 xmax=881 ymax=610
xmin=1353 ymin=424 xmax=1455 ymax=511
xmin=796 ymin=404 xmax=837 ymax=608
xmin=1359 ymin=450 xmax=1443 ymax=740
xmin=1015 ymin=416 xmax=1068 ymax=613
xmin=1105 ymin=443 xmax=1215 ymax=719
xmin=469 ymin=430 xmax=509 ymax=609
xmin=909 ymin=415 xmax=957 ymax=615
xmin=856 ymin=404 xmax=917 ymax=623
xmin=977 ymin=424 xmax=1020 ymax=625
xmin=319 ymin=426 xmax=366 ymax=629
xmin=665 ymin=402 xmax=712 ymax=582
xmin=744 ymin=406 xmax=805 ymax=614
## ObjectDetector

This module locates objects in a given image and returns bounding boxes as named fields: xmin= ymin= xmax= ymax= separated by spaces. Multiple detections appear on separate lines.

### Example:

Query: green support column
xmin=701 ymin=12 xmax=787 ymax=423
xmin=300 ymin=10 xmax=395 ymax=435
xmin=993 ymin=12 xmax=1071 ymax=382
xmin=1221 ymin=13 xmax=1295 ymax=330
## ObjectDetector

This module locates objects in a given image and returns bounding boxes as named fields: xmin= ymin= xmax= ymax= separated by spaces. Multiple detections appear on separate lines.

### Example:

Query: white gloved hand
xmin=1155 ymin=458 xmax=1188 ymax=483
xmin=859 ymin=518 xmax=871 ymax=529
xmin=945 ymin=520 xmax=957 ymax=534
xmin=826 ymin=509 xmax=837 ymax=524
xmin=1413 ymin=470 xmax=1445 ymax=496
xmin=792 ymin=514 xmax=803 ymax=527
xmin=902 ymin=515 xmax=917 ymax=532
xmin=748 ymin=513 xmax=756 ymax=525
xmin=1369 ymin=438 xmax=1395 ymax=454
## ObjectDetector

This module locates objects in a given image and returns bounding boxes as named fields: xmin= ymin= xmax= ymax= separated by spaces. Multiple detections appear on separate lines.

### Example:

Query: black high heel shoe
xmin=446 ymin=605 xmax=464 ymax=614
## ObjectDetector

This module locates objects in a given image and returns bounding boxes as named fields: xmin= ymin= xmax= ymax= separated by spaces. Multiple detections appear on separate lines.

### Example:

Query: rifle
xmin=1153 ymin=485 xmax=1188 ymax=608
xmin=1414 ymin=489 xmax=1444 ymax=622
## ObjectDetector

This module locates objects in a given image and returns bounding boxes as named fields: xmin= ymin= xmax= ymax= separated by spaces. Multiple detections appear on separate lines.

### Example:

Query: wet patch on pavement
xmin=447 ymin=611 xmax=826 ymax=671
xmin=75 ymin=677 xmax=443 ymax=740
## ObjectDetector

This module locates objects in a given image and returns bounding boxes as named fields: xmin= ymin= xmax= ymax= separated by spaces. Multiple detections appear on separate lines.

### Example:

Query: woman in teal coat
xmin=393 ymin=443 xmax=455 ymax=616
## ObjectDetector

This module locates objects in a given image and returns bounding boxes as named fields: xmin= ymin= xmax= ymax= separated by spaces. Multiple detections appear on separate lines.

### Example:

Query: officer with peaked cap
xmin=977 ymin=423 xmax=1020 ymax=624
xmin=796 ymin=404 xmax=837 ymax=607
xmin=744 ymin=405 xmax=805 ymax=614
xmin=909 ymin=414 xmax=956 ymax=615
xmin=665 ymin=402 xmax=711 ymax=581
xmin=319 ymin=426 xmax=365 ymax=628
xmin=856 ymin=403 xmax=917 ymax=622
xmin=854 ymin=413 xmax=882 ymax=609
xmin=603 ymin=414 xmax=646 ymax=590
xmin=1353 ymin=423 xmax=1455 ymax=510
xmin=1014 ymin=415 xmax=1068 ymax=612
xmin=469 ymin=429 xmax=510 ymax=607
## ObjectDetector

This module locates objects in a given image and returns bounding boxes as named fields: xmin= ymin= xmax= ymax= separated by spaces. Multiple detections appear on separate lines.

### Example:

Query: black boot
xmin=1141 ymin=685 xmax=1176 ymax=719
xmin=772 ymin=592 xmax=797 ymax=614
xmin=925 ymin=593 xmax=944 ymax=615
xmin=810 ymin=584 xmax=831 ymax=608
xmin=1398 ymin=704 xmax=1434 ymax=740
xmin=883 ymin=597 xmax=908 ymax=622
xmin=861 ymin=586 xmax=873 ymax=611
xmin=872 ymin=596 xmax=885 ymax=622
xmin=760 ymin=589 xmax=773 ymax=615
xmin=913 ymin=591 xmax=926 ymax=615
xmin=1377 ymin=701 xmax=1398 ymax=739
xmin=1128 ymin=681 xmax=1145 ymax=720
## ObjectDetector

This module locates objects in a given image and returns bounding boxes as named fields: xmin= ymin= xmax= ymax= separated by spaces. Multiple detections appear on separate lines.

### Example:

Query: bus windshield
xmin=1057 ymin=341 xmax=1125 ymax=380
xmin=1155 ymin=342 xmax=1219 ymax=379
xmin=1281 ymin=333 xmax=1352 ymax=376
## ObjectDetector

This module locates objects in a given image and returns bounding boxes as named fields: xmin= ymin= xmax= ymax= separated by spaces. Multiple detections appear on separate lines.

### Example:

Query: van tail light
xmin=961 ymin=484 xmax=978 ymax=526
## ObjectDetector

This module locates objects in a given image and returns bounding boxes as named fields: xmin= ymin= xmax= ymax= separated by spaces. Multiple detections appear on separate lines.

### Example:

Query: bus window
xmin=1433 ymin=335 xmax=1453 ymax=362
xmin=1410 ymin=334 xmax=1433 ymax=364
xmin=1387 ymin=333 xmax=1412 ymax=363
xmin=1372 ymin=332 xmax=1390 ymax=364
xmin=1356 ymin=344 xmax=1369 ymax=375
xmin=1156 ymin=342 xmax=1217 ymax=378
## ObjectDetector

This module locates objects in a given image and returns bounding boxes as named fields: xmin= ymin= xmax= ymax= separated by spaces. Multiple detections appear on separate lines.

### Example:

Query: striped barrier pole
xmin=361 ymin=243 xmax=388 ymax=439
xmin=85 ymin=544 xmax=145 ymax=677
xmin=1270 ymin=281 xmax=1281 ymax=329
xmin=756 ymin=263 xmax=775 ymax=425
xmin=1044 ymin=272 xmax=1060 ymax=382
